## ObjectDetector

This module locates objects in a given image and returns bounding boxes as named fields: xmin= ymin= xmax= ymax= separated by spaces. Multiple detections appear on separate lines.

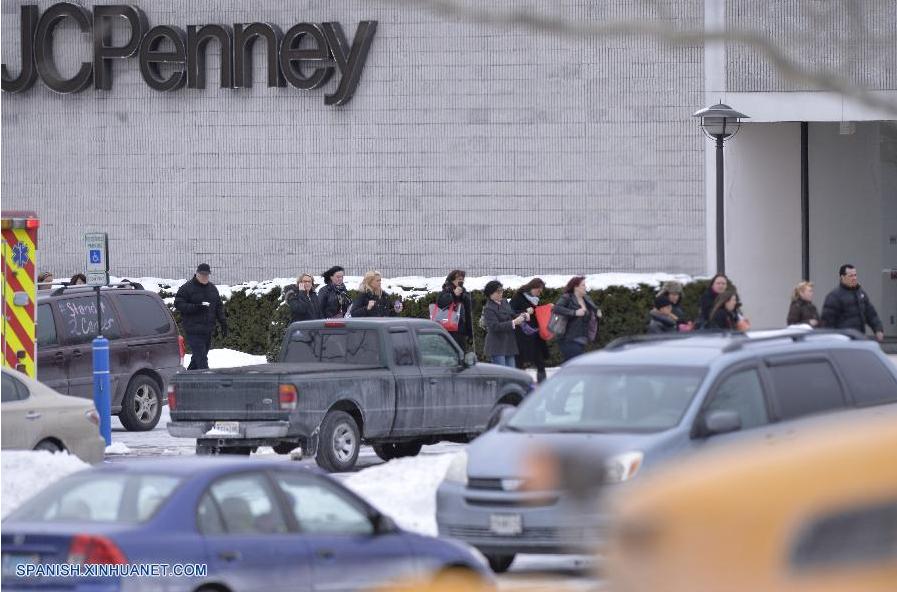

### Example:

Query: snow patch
xmin=1 ymin=451 xmax=90 ymax=518
xmin=184 ymin=348 xmax=268 ymax=369
xmin=115 ymin=272 xmax=696 ymax=304
xmin=343 ymin=453 xmax=460 ymax=536
xmin=104 ymin=442 xmax=131 ymax=455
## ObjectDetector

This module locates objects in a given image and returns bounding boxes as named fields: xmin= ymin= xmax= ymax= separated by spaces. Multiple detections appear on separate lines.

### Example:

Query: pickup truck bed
xmin=168 ymin=318 xmax=533 ymax=471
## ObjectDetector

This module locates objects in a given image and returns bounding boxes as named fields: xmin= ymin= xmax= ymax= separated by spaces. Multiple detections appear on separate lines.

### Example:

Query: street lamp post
xmin=692 ymin=103 xmax=749 ymax=275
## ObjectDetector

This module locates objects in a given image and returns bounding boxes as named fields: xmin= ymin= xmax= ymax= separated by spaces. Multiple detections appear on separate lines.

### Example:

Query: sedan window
xmin=7 ymin=473 xmax=181 ymax=524
xmin=2 ymin=373 xmax=25 ymax=402
xmin=208 ymin=474 xmax=288 ymax=535
xmin=273 ymin=473 xmax=374 ymax=536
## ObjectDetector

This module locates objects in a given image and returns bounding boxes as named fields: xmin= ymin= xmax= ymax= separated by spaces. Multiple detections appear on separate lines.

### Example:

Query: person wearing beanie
xmin=647 ymin=293 xmax=678 ymax=334
xmin=483 ymin=280 xmax=528 ymax=367
xmin=174 ymin=263 xmax=228 ymax=370
xmin=318 ymin=265 xmax=352 ymax=318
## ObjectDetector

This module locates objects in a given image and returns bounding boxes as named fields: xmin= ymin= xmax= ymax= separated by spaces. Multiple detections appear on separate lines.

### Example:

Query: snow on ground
xmin=1 ymin=451 xmax=90 ymax=518
xmin=183 ymin=348 xmax=268 ymax=369
xmin=105 ymin=442 xmax=131 ymax=455
xmin=113 ymin=272 xmax=695 ymax=304
xmin=343 ymin=452 xmax=461 ymax=536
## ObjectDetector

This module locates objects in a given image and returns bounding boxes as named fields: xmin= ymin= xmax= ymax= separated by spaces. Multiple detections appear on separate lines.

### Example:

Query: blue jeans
xmin=491 ymin=355 xmax=516 ymax=368
xmin=559 ymin=340 xmax=585 ymax=362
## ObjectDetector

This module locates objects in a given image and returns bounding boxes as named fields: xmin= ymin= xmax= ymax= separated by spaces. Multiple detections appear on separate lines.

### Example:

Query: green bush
xmin=166 ymin=280 xmax=712 ymax=366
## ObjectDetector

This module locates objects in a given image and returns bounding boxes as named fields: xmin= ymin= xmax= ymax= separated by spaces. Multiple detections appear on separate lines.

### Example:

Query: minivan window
xmin=705 ymin=369 xmax=769 ymax=430
xmin=768 ymin=360 xmax=846 ymax=420
xmin=37 ymin=304 xmax=57 ymax=346
xmin=507 ymin=366 xmax=705 ymax=433
xmin=831 ymin=350 xmax=897 ymax=406
xmin=116 ymin=294 xmax=171 ymax=336
xmin=55 ymin=296 xmax=120 ymax=343
xmin=284 ymin=329 xmax=381 ymax=366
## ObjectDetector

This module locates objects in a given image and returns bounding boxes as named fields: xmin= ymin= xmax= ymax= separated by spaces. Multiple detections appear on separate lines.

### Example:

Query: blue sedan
xmin=1 ymin=458 xmax=492 ymax=592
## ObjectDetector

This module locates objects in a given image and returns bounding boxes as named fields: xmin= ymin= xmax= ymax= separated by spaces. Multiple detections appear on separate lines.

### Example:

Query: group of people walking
xmin=173 ymin=261 xmax=886 ymax=371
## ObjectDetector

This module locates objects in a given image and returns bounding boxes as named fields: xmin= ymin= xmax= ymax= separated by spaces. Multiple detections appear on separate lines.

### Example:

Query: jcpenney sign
xmin=1 ymin=3 xmax=377 ymax=105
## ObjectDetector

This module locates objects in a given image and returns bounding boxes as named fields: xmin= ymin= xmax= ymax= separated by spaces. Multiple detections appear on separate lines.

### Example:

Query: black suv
xmin=36 ymin=283 xmax=182 ymax=431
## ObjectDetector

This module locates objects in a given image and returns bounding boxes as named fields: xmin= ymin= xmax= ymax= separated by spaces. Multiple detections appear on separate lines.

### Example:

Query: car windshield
xmin=506 ymin=366 xmax=706 ymax=433
xmin=5 ymin=472 xmax=181 ymax=524
xmin=283 ymin=329 xmax=382 ymax=365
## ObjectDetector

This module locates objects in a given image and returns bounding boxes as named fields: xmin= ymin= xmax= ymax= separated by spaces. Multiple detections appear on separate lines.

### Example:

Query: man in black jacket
xmin=821 ymin=264 xmax=884 ymax=342
xmin=174 ymin=263 xmax=228 ymax=370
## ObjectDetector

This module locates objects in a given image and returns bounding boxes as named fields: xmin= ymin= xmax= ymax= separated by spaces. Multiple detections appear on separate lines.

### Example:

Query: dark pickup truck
xmin=167 ymin=318 xmax=533 ymax=471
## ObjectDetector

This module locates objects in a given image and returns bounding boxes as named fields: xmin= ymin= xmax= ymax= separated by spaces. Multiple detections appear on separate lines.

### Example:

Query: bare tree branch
xmin=389 ymin=0 xmax=897 ymax=117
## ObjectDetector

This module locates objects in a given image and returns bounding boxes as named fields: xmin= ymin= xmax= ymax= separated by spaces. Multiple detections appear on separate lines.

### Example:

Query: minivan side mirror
xmin=463 ymin=351 xmax=477 ymax=367
xmin=701 ymin=410 xmax=742 ymax=437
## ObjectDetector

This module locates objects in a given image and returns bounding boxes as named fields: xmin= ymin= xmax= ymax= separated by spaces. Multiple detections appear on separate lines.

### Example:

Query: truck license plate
xmin=489 ymin=514 xmax=522 ymax=536
xmin=211 ymin=421 xmax=241 ymax=436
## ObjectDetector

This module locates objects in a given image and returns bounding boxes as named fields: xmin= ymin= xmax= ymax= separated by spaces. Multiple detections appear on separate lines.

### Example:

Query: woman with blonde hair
xmin=284 ymin=273 xmax=321 ymax=323
xmin=350 ymin=271 xmax=402 ymax=317
xmin=787 ymin=281 xmax=819 ymax=327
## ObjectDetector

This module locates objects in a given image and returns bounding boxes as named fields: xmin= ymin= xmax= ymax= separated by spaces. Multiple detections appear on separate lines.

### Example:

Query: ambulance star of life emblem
xmin=11 ymin=242 xmax=29 ymax=268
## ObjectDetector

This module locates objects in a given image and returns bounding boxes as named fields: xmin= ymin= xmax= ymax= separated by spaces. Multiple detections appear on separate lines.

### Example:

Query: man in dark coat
xmin=318 ymin=266 xmax=352 ymax=318
xmin=174 ymin=263 xmax=228 ymax=370
xmin=821 ymin=264 xmax=884 ymax=341
xmin=436 ymin=270 xmax=473 ymax=351
xmin=284 ymin=274 xmax=321 ymax=323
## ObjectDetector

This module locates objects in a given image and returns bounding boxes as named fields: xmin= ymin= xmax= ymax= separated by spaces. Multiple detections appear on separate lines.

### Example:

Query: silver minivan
xmin=436 ymin=331 xmax=897 ymax=572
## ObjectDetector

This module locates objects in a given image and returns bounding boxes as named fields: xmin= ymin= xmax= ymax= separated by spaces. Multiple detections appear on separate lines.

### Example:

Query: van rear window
xmin=283 ymin=329 xmax=381 ymax=365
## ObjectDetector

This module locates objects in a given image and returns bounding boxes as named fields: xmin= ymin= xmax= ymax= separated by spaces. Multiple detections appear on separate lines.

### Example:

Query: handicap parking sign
xmin=89 ymin=249 xmax=102 ymax=264
xmin=84 ymin=232 xmax=108 ymax=273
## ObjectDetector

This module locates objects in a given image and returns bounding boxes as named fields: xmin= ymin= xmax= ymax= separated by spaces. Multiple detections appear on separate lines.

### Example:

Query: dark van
xmin=36 ymin=283 xmax=183 ymax=431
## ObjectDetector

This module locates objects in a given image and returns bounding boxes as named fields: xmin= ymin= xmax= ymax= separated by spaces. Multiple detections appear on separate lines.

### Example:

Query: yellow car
xmin=606 ymin=407 xmax=897 ymax=592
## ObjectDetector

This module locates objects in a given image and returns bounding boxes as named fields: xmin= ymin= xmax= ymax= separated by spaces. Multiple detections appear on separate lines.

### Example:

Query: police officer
xmin=174 ymin=263 xmax=228 ymax=370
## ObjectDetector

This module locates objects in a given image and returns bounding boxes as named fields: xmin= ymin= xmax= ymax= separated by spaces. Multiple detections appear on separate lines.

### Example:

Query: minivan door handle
xmin=71 ymin=349 xmax=83 ymax=359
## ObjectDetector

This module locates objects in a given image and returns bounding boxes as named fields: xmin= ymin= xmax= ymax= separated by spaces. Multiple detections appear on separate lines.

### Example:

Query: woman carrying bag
xmin=434 ymin=269 xmax=473 ymax=351
xmin=510 ymin=278 xmax=549 ymax=382
xmin=483 ymin=280 xmax=528 ymax=368
xmin=552 ymin=276 xmax=600 ymax=362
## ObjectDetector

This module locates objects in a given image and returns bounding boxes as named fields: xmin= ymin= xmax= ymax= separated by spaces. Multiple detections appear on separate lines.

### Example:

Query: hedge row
xmin=163 ymin=280 xmax=712 ymax=367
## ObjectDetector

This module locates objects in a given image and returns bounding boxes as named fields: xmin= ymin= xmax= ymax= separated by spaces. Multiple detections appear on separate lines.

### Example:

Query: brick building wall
xmin=2 ymin=0 xmax=706 ymax=283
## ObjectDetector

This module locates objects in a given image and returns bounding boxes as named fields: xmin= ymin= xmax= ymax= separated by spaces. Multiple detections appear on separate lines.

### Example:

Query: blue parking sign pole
xmin=93 ymin=334 xmax=112 ymax=446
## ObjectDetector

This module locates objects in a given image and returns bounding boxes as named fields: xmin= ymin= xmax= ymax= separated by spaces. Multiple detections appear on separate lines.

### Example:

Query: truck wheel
xmin=372 ymin=444 xmax=397 ymax=461
xmin=273 ymin=442 xmax=301 ymax=455
xmin=373 ymin=441 xmax=422 ymax=462
xmin=119 ymin=375 xmax=162 ymax=432
xmin=485 ymin=553 xmax=515 ymax=573
xmin=315 ymin=411 xmax=360 ymax=472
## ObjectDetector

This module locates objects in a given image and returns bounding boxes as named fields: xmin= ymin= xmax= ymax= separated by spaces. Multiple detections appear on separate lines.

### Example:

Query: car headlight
xmin=604 ymin=451 xmax=644 ymax=483
xmin=443 ymin=451 xmax=469 ymax=485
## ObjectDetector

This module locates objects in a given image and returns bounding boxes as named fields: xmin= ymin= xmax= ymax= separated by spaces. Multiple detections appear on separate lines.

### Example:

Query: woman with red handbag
xmin=510 ymin=278 xmax=549 ymax=382
xmin=435 ymin=270 xmax=473 ymax=351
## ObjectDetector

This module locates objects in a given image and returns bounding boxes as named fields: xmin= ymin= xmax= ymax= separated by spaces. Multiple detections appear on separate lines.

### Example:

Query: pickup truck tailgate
xmin=170 ymin=373 xmax=287 ymax=421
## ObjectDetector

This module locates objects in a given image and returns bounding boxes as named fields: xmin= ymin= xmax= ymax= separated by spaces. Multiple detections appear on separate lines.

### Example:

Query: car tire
xmin=485 ymin=553 xmax=515 ymax=573
xmin=34 ymin=439 xmax=64 ymax=454
xmin=486 ymin=403 xmax=515 ymax=430
xmin=119 ymin=375 xmax=163 ymax=432
xmin=373 ymin=441 xmax=422 ymax=461
xmin=315 ymin=410 xmax=360 ymax=472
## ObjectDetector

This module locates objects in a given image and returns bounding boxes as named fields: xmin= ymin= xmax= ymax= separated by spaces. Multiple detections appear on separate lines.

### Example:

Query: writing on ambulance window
xmin=55 ymin=296 xmax=120 ymax=343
